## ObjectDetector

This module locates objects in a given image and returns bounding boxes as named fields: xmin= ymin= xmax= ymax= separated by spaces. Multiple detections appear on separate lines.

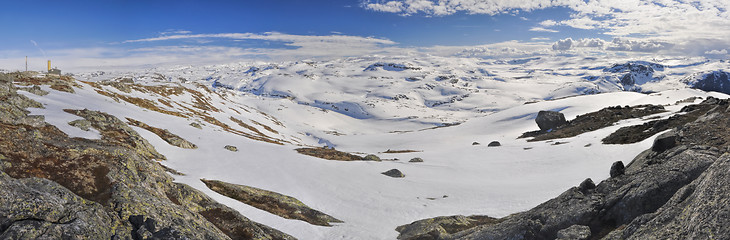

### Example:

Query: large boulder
xmin=535 ymin=111 xmax=568 ymax=131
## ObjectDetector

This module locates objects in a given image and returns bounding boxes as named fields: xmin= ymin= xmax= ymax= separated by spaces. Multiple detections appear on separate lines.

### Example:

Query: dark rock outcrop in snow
xmin=202 ymin=179 xmax=342 ymax=227
xmin=487 ymin=141 xmax=501 ymax=147
xmin=382 ymin=169 xmax=405 ymax=178
xmin=398 ymin=96 xmax=730 ymax=240
xmin=535 ymin=110 xmax=567 ymax=131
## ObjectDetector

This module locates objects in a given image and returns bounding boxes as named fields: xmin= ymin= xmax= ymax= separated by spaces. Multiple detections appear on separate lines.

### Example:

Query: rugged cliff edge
xmin=0 ymin=72 xmax=293 ymax=239
xmin=397 ymin=97 xmax=730 ymax=240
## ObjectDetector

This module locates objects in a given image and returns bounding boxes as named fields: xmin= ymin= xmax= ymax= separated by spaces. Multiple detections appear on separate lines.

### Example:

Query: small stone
xmin=382 ymin=169 xmax=405 ymax=178
xmin=189 ymin=122 xmax=202 ymax=129
xmin=364 ymin=154 xmax=381 ymax=161
xmin=610 ymin=161 xmax=625 ymax=178
xmin=409 ymin=157 xmax=424 ymax=163
xmin=224 ymin=145 xmax=238 ymax=152
xmin=472 ymin=142 xmax=480 ymax=145
xmin=487 ymin=141 xmax=501 ymax=147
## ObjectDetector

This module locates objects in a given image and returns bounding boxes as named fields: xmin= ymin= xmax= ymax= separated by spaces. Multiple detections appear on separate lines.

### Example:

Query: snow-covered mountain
xmin=7 ymin=55 xmax=730 ymax=239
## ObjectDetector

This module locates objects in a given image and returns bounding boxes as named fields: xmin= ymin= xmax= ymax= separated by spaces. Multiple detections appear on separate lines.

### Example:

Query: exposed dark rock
xmin=364 ymin=154 xmax=382 ymax=161
xmin=189 ymin=122 xmax=202 ymax=129
xmin=224 ymin=145 xmax=238 ymax=152
xmin=126 ymin=117 xmax=198 ymax=149
xmin=578 ymin=178 xmax=595 ymax=193
xmin=382 ymin=169 xmax=405 ymax=178
xmin=202 ymin=179 xmax=342 ymax=227
xmin=522 ymin=105 xmax=666 ymax=142
xmin=487 ymin=141 xmax=501 ymax=147
xmin=556 ymin=225 xmax=591 ymax=240
xmin=472 ymin=142 xmax=480 ymax=145
xmin=395 ymin=215 xmax=500 ymax=240
xmin=651 ymin=131 xmax=677 ymax=152
xmin=609 ymin=161 xmax=625 ymax=178
xmin=535 ymin=111 xmax=567 ymax=131
xmin=409 ymin=157 xmax=424 ymax=163
xmin=295 ymin=147 xmax=364 ymax=161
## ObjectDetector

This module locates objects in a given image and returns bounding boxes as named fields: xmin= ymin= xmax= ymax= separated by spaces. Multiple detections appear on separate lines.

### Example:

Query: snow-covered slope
xmin=26 ymin=55 xmax=730 ymax=239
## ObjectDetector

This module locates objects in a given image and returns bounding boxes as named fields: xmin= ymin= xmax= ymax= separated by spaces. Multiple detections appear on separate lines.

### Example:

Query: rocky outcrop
xmin=201 ymin=179 xmax=342 ymax=227
xmin=126 ymin=117 xmax=198 ymax=149
xmin=400 ymin=97 xmax=730 ymax=239
xmin=295 ymin=147 xmax=364 ymax=161
xmin=535 ymin=111 xmax=567 ymax=131
xmin=0 ymin=72 xmax=292 ymax=240
xmin=396 ymin=215 xmax=501 ymax=240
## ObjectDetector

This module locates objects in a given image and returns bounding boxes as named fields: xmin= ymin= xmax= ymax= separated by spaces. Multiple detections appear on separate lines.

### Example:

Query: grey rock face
xmin=556 ymin=225 xmax=591 ymax=240
xmin=487 ymin=141 xmax=501 ymax=147
xmin=684 ymin=70 xmax=730 ymax=94
xmin=396 ymin=215 xmax=500 ymax=240
xmin=382 ymin=169 xmax=405 ymax=178
xmin=535 ymin=111 xmax=568 ymax=131
xmin=364 ymin=154 xmax=382 ymax=161
xmin=651 ymin=131 xmax=677 ymax=152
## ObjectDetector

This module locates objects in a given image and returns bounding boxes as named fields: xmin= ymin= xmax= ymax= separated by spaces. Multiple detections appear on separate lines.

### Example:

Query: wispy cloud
xmin=529 ymin=27 xmax=558 ymax=33
xmin=30 ymin=40 xmax=47 ymax=58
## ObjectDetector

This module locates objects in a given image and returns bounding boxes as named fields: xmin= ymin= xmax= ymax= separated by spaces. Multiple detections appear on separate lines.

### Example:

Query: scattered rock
xmin=610 ymin=161 xmax=625 ymax=178
xmin=487 ymin=141 xmax=501 ymax=147
xmin=382 ymin=169 xmax=405 ymax=178
xmin=364 ymin=154 xmax=382 ymax=161
xmin=409 ymin=157 xmax=424 ymax=163
xmin=19 ymin=85 xmax=49 ymax=96
xmin=535 ymin=110 xmax=568 ymax=131
xmin=224 ymin=145 xmax=238 ymax=152
xmin=556 ymin=225 xmax=591 ymax=240
xmin=584 ymin=143 xmax=592 ymax=147
xmin=202 ymin=179 xmax=342 ymax=226
xmin=472 ymin=142 xmax=480 ymax=145
xmin=189 ymin=122 xmax=202 ymax=129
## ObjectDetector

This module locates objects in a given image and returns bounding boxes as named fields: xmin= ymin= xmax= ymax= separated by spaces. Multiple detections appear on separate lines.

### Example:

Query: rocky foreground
xmin=0 ymin=72 xmax=294 ymax=239
xmin=397 ymin=97 xmax=730 ymax=239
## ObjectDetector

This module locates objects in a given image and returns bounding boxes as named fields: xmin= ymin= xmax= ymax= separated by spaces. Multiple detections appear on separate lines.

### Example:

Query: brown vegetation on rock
xmin=202 ymin=179 xmax=342 ymax=226
xmin=295 ymin=147 xmax=364 ymax=161
xmin=126 ymin=117 xmax=197 ymax=149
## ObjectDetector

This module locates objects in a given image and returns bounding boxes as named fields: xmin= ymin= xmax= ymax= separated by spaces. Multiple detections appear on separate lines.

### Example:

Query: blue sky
xmin=1 ymin=0 xmax=728 ymax=71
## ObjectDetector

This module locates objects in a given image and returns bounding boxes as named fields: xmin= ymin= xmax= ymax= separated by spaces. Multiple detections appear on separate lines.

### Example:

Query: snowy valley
xmin=2 ymin=54 xmax=730 ymax=239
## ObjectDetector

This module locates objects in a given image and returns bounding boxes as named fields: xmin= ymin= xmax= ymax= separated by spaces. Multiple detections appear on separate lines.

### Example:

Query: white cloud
xmin=531 ymin=37 xmax=550 ymax=41
xmin=362 ymin=0 xmax=730 ymax=56
xmin=552 ymin=38 xmax=574 ymax=51
xmin=705 ymin=49 xmax=728 ymax=55
xmin=551 ymin=37 xmax=672 ymax=53
xmin=529 ymin=27 xmax=559 ymax=33
xmin=539 ymin=20 xmax=557 ymax=27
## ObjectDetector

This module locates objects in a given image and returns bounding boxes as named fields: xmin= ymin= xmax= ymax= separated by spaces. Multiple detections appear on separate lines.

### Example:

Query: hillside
xmin=1 ymin=55 xmax=730 ymax=239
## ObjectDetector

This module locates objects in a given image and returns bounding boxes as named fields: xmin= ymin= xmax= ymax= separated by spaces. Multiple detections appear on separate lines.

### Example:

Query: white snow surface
xmin=21 ymin=55 xmax=730 ymax=239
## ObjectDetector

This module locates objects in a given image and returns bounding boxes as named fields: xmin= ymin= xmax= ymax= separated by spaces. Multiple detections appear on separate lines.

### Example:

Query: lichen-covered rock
xmin=202 ymin=179 xmax=342 ymax=227
xmin=364 ymin=154 xmax=381 ymax=161
xmin=395 ymin=215 xmax=500 ymax=240
xmin=127 ymin=117 xmax=198 ymax=149
xmin=0 ymin=73 xmax=293 ymax=240
xmin=68 ymin=119 xmax=92 ymax=131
